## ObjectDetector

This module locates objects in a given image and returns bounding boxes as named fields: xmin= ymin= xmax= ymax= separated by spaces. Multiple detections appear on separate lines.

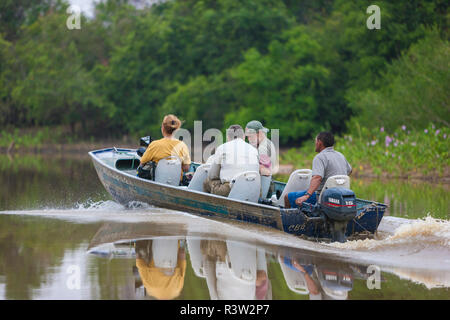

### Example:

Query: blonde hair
xmin=162 ymin=114 xmax=181 ymax=135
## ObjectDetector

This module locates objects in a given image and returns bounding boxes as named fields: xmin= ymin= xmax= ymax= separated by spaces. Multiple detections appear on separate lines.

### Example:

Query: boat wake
xmin=1 ymin=200 xmax=449 ymax=272
xmin=322 ymin=216 xmax=450 ymax=271
xmin=332 ymin=216 xmax=450 ymax=250
xmin=74 ymin=199 xmax=153 ymax=211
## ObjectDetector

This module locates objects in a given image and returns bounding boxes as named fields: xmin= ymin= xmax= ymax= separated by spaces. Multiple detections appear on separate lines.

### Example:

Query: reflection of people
xmin=280 ymin=255 xmax=352 ymax=300
xmin=140 ymin=114 xmax=191 ymax=173
xmin=134 ymin=239 xmax=186 ymax=300
xmin=285 ymin=132 xmax=352 ymax=208
xmin=199 ymin=240 xmax=271 ymax=300
xmin=203 ymin=125 xmax=259 ymax=197
xmin=281 ymin=255 xmax=321 ymax=300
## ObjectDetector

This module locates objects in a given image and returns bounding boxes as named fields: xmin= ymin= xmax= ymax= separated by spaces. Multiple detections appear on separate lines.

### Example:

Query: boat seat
xmin=260 ymin=175 xmax=272 ymax=199
xmin=186 ymin=238 xmax=206 ymax=278
xmin=228 ymin=171 xmax=261 ymax=203
xmin=188 ymin=164 xmax=211 ymax=192
xmin=215 ymin=260 xmax=256 ymax=299
xmin=275 ymin=169 xmax=312 ymax=207
xmin=151 ymin=238 xmax=179 ymax=269
xmin=277 ymin=254 xmax=309 ymax=295
xmin=154 ymin=156 xmax=182 ymax=186
xmin=225 ymin=240 xmax=257 ymax=282
xmin=319 ymin=175 xmax=351 ymax=203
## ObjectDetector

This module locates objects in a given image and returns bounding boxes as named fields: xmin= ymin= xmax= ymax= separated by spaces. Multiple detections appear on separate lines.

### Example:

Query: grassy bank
xmin=281 ymin=124 xmax=449 ymax=180
xmin=3 ymin=124 xmax=449 ymax=180
xmin=0 ymin=127 xmax=137 ymax=153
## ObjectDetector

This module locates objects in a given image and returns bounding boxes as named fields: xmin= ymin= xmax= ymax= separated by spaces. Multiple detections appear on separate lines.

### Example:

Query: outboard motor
xmin=136 ymin=136 xmax=156 ymax=180
xmin=319 ymin=188 xmax=357 ymax=243
xmin=137 ymin=136 xmax=152 ymax=157
xmin=315 ymin=263 xmax=353 ymax=300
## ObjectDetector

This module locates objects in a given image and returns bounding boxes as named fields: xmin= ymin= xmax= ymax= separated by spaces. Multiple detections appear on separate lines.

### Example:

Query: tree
xmin=224 ymin=27 xmax=334 ymax=144
xmin=11 ymin=13 xmax=114 ymax=135
xmin=348 ymin=29 xmax=450 ymax=130
xmin=103 ymin=0 xmax=295 ymax=135
xmin=0 ymin=0 xmax=62 ymax=41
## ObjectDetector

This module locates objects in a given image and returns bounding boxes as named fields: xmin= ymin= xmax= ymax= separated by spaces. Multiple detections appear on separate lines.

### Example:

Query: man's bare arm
xmin=293 ymin=175 xmax=323 ymax=207
xmin=307 ymin=175 xmax=322 ymax=195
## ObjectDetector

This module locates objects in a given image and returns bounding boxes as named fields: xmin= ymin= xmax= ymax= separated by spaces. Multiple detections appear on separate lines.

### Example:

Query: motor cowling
xmin=137 ymin=136 xmax=153 ymax=157
xmin=320 ymin=188 xmax=357 ymax=243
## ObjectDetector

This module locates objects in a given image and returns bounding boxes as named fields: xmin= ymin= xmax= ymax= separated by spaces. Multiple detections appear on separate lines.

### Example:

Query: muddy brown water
xmin=0 ymin=154 xmax=448 ymax=300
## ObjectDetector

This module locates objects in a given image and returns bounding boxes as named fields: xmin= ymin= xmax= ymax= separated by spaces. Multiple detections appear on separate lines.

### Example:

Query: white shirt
xmin=209 ymin=138 xmax=259 ymax=183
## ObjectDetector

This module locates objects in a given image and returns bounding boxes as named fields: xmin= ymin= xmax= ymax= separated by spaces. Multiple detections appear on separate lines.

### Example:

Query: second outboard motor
xmin=320 ymin=188 xmax=357 ymax=243
xmin=137 ymin=136 xmax=152 ymax=157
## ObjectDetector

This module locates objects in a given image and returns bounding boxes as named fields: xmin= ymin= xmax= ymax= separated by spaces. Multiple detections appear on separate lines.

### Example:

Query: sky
xmin=68 ymin=0 xmax=96 ymax=18
xmin=67 ymin=0 xmax=163 ymax=17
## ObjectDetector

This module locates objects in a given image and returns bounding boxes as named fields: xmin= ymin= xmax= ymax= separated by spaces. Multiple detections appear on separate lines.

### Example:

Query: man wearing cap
xmin=203 ymin=124 xmax=259 ymax=197
xmin=284 ymin=131 xmax=352 ymax=208
xmin=245 ymin=120 xmax=278 ymax=198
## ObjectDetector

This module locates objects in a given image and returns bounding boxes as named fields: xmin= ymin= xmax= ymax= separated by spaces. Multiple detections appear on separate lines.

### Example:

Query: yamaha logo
xmin=328 ymin=198 xmax=340 ymax=204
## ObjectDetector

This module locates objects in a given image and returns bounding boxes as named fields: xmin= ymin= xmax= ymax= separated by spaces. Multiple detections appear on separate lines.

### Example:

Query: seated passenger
xmin=245 ymin=120 xmax=278 ymax=177
xmin=135 ymin=239 xmax=186 ymax=300
xmin=203 ymin=125 xmax=259 ymax=197
xmin=140 ymin=114 xmax=191 ymax=174
xmin=284 ymin=132 xmax=352 ymax=208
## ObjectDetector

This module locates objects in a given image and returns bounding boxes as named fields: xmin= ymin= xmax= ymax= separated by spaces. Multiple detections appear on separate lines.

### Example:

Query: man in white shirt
xmin=203 ymin=125 xmax=259 ymax=197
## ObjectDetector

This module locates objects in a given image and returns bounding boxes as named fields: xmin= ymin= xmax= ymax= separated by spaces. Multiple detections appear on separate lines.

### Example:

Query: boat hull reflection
xmin=87 ymin=221 xmax=381 ymax=300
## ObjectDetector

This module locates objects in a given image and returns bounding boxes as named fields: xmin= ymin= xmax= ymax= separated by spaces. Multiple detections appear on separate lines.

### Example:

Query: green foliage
xmin=348 ymin=29 xmax=450 ymax=130
xmin=281 ymin=123 xmax=450 ymax=177
xmin=0 ymin=0 xmax=448 ymax=152
xmin=162 ymin=73 xmax=237 ymax=132
xmin=0 ymin=0 xmax=62 ymax=40
xmin=10 ymin=12 xmax=115 ymax=134
xmin=103 ymin=0 xmax=295 ymax=135
xmin=322 ymin=0 xmax=448 ymax=91
xmin=0 ymin=127 xmax=58 ymax=148
xmin=224 ymin=28 xmax=334 ymax=143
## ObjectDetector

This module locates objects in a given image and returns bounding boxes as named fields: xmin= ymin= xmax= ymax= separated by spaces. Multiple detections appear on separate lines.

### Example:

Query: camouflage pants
xmin=203 ymin=177 xmax=231 ymax=197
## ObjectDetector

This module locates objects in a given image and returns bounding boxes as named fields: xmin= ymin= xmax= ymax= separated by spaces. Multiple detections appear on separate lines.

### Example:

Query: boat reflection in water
xmin=134 ymin=239 xmax=186 ymax=300
xmin=188 ymin=239 xmax=272 ymax=300
xmin=87 ymin=221 xmax=374 ymax=300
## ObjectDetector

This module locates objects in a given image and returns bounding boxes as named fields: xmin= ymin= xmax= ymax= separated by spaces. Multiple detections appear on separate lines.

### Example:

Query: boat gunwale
xmin=89 ymin=147 xmax=387 ymax=211
xmin=88 ymin=147 xmax=281 ymax=212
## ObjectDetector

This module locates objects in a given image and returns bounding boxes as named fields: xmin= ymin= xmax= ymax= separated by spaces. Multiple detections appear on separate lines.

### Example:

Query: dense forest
xmin=0 ymin=0 xmax=448 ymax=145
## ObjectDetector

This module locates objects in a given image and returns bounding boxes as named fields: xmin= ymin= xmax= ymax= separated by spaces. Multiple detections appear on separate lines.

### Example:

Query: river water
xmin=0 ymin=154 xmax=448 ymax=300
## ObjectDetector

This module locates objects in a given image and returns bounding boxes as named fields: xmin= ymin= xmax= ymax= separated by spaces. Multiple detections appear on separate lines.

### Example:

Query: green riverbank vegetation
xmin=0 ymin=0 xmax=448 ymax=175
xmin=281 ymin=123 xmax=450 ymax=178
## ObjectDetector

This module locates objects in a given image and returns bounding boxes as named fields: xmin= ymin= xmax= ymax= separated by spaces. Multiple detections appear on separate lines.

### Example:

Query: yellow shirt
xmin=136 ymin=258 xmax=187 ymax=300
xmin=140 ymin=138 xmax=191 ymax=165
